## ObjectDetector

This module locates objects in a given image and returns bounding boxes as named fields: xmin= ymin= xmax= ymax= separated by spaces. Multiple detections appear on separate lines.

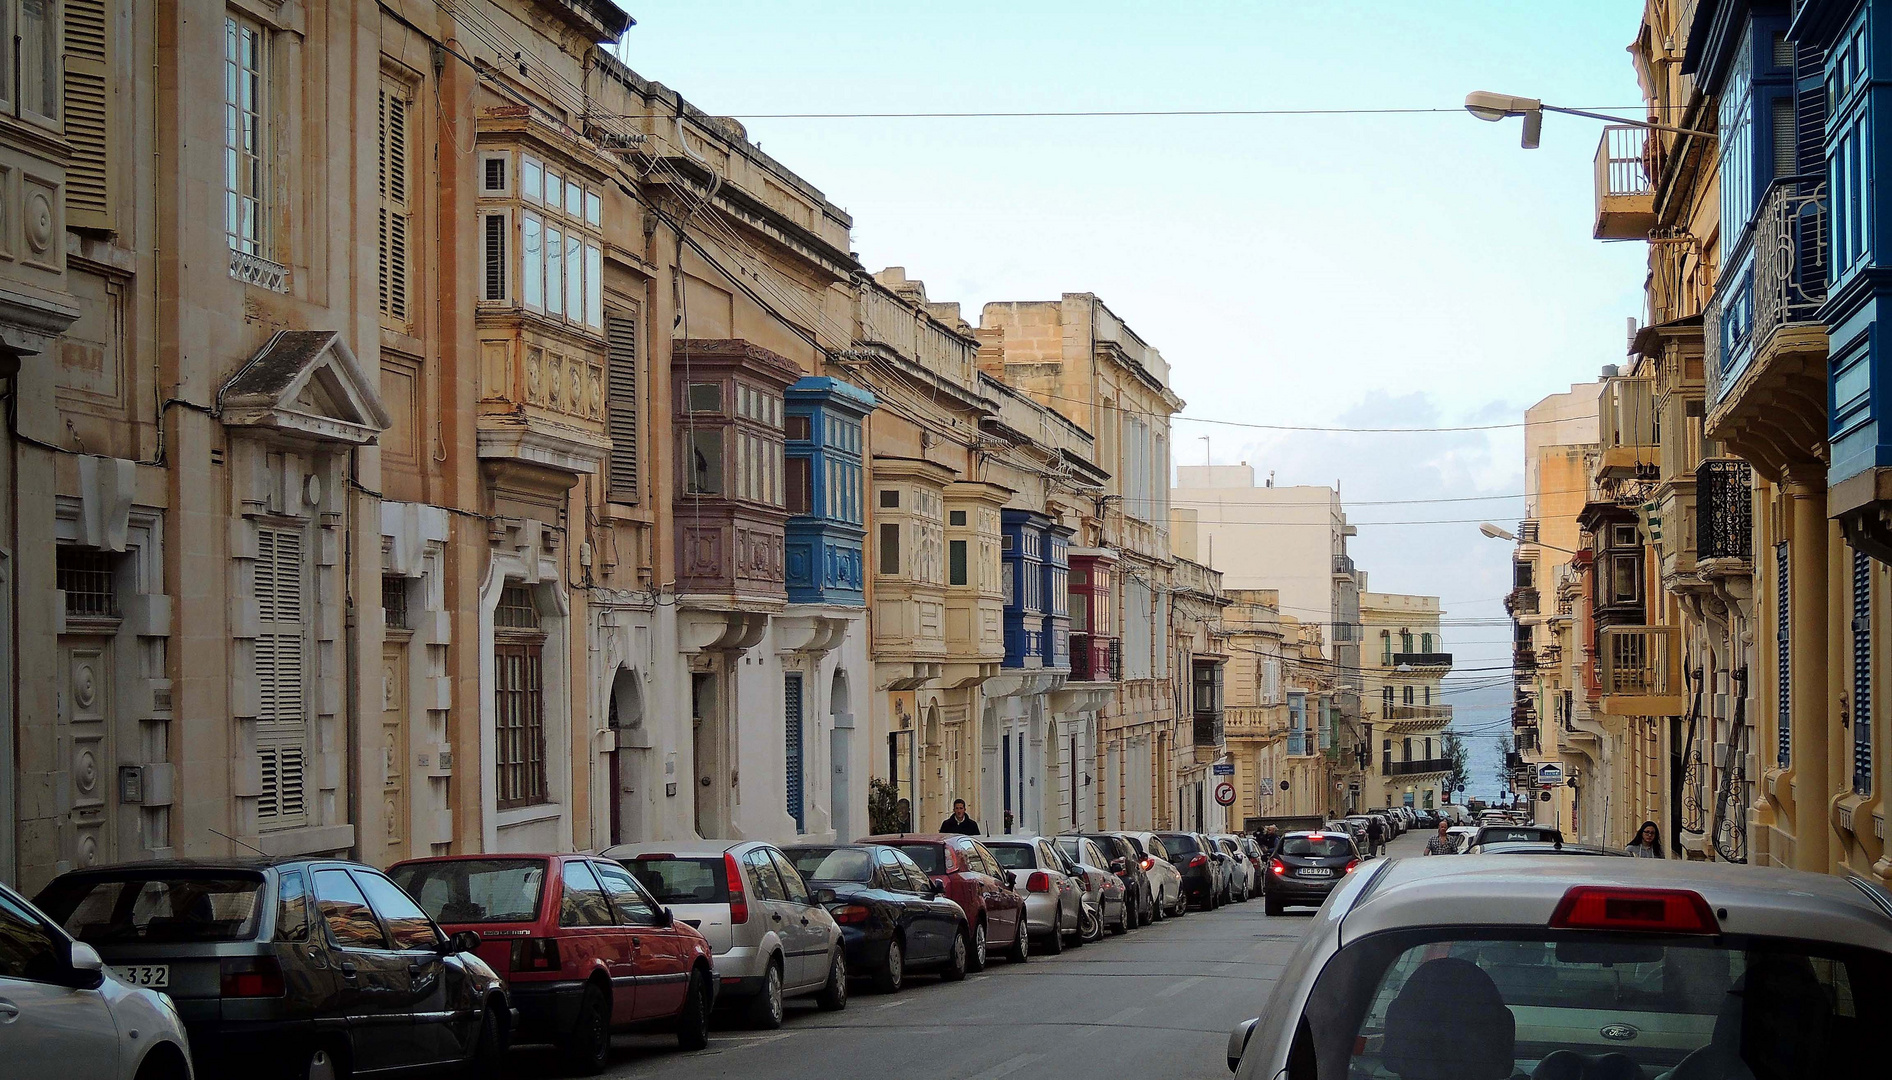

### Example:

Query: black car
xmin=1153 ymin=832 xmax=1219 ymax=910
xmin=34 ymin=857 xmax=508 ymax=1080
xmin=1465 ymin=840 xmax=1629 ymax=857
xmin=1262 ymin=830 xmax=1360 ymax=915
xmin=781 ymin=844 xmax=969 ymax=993
xmin=1471 ymin=824 xmax=1565 ymax=847
xmin=1077 ymin=833 xmax=1154 ymax=925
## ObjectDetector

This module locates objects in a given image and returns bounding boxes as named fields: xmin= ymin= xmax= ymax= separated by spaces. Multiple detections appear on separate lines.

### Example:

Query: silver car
xmin=1120 ymin=830 xmax=1188 ymax=917
xmin=980 ymin=835 xmax=1085 ymax=954
xmin=1052 ymin=835 xmax=1131 ymax=938
xmin=1226 ymin=855 xmax=1892 ymax=1078
xmin=607 ymin=840 xmax=846 ymax=1029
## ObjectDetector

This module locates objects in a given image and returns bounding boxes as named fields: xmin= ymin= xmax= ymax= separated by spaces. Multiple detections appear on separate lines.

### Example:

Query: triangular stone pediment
xmin=219 ymin=330 xmax=393 ymax=445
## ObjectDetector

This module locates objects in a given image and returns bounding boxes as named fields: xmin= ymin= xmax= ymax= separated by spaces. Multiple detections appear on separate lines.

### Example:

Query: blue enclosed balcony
xmin=1001 ymin=509 xmax=1052 ymax=668
xmin=784 ymin=377 xmax=875 ymax=606
xmin=1040 ymin=525 xmax=1072 ymax=671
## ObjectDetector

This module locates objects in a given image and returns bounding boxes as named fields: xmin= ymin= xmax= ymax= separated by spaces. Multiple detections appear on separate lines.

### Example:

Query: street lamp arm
xmin=1539 ymin=104 xmax=1717 ymax=140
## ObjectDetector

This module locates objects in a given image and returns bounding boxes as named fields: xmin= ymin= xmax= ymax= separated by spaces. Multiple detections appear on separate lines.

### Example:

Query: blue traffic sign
xmin=1212 ymin=763 xmax=1235 ymax=775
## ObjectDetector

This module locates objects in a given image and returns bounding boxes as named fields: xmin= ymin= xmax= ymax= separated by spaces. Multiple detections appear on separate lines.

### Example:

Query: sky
xmin=613 ymin=1 xmax=1650 ymax=798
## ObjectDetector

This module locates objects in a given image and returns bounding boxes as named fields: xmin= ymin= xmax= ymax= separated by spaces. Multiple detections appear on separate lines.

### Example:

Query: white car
xmin=1446 ymin=825 xmax=1480 ymax=853
xmin=1119 ymin=830 xmax=1189 ymax=917
xmin=0 ymin=880 xmax=194 ymax=1080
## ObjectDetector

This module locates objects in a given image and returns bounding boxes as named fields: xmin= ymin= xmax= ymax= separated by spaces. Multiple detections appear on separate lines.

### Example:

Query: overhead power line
xmin=706 ymin=105 xmax=1651 ymax=120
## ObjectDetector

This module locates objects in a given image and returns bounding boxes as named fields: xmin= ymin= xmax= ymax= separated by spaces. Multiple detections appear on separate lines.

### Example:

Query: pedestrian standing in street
xmin=1366 ymin=813 xmax=1386 ymax=857
xmin=1259 ymin=825 xmax=1280 ymax=857
xmin=1424 ymin=820 xmax=1456 ymax=855
xmin=940 ymin=798 xmax=981 ymax=835
xmin=1625 ymin=820 xmax=1664 ymax=858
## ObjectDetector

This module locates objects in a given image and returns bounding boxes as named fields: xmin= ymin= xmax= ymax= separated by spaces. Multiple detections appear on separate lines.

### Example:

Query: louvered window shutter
xmin=255 ymin=526 xmax=308 ymax=827
xmin=784 ymin=674 xmax=804 ymax=832
xmin=1775 ymin=542 xmax=1791 ymax=769
xmin=483 ymin=214 xmax=507 ymax=300
xmin=377 ymin=82 xmax=411 ymax=324
xmin=65 ymin=0 xmax=113 ymax=230
xmin=1853 ymin=549 xmax=1873 ymax=794
xmin=606 ymin=316 xmax=638 ymax=502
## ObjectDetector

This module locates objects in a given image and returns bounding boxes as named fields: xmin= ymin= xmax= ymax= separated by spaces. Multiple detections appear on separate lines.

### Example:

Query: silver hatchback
xmin=1227 ymin=855 xmax=1892 ymax=1079
xmin=979 ymin=835 xmax=1085 ymax=954
xmin=606 ymin=841 xmax=845 ymax=1030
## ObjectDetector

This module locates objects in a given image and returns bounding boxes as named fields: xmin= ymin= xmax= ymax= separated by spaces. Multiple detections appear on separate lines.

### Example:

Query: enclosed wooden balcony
xmin=1598 ymin=625 xmax=1685 ymax=717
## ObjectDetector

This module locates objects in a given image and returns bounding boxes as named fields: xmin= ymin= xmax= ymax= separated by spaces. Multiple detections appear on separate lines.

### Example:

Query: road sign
xmin=1212 ymin=763 xmax=1235 ymax=776
xmin=1214 ymin=782 xmax=1237 ymax=806
xmin=1536 ymin=763 xmax=1565 ymax=787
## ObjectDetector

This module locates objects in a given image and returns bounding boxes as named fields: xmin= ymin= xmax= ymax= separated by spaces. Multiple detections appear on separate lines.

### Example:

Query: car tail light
xmin=510 ymin=938 xmax=562 ymax=972
xmin=1026 ymin=872 xmax=1051 ymax=893
xmin=220 ymin=956 xmax=285 ymax=997
xmin=1549 ymin=886 xmax=1719 ymax=934
xmin=725 ymin=852 xmax=749 ymax=925
xmin=833 ymin=904 xmax=871 ymax=925
xmin=1270 ymin=859 xmax=1287 ymax=876
xmin=1188 ymin=854 xmax=1208 ymax=869
xmin=1343 ymin=859 xmax=1360 ymax=874
xmin=1139 ymin=857 xmax=1154 ymax=871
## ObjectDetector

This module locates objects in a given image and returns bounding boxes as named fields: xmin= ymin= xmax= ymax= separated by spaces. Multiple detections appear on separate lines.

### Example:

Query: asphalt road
xmin=507 ymin=828 xmax=1431 ymax=1080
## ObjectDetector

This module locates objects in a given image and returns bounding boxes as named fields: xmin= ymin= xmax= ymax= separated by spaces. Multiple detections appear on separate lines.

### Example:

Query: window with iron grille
xmin=496 ymin=584 xmax=541 ymax=629
xmin=1776 ymin=541 xmax=1791 ymax=769
xmin=785 ymin=674 xmax=805 ymax=832
xmin=57 ymin=547 xmax=118 ymax=618
xmin=1853 ymin=549 xmax=1872 ymax=794
xmin=382 ymin=576 xmax=409 ymax=632
xmin=495 ymin=582 xmax=547 ymax=810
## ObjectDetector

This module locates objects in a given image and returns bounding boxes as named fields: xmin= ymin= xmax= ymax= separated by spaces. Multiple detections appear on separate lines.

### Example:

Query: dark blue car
xmin=782 ymin=844 xmax=969 ymax=993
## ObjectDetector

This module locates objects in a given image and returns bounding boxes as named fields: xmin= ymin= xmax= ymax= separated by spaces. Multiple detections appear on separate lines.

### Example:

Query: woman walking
xmin=1625 ymin=820 xmax=1663 ymax=858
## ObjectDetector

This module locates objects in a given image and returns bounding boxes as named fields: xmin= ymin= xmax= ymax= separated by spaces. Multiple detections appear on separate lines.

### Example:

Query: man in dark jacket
xmin=1366 ymin=813 xmax=1387 ymax=857
xmin=940 ymin=799 xmax=980 ymax=835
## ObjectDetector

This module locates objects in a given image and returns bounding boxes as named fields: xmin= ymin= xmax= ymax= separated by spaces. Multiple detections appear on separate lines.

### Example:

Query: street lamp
xmin=1464 ymin=91 xmax=1717 ymax=149
xmin=1479 ymin=522 xmax=1581 ymax=556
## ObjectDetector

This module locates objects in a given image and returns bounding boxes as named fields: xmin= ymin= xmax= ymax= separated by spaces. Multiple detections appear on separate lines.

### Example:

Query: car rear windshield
xmin=786 ymin=848 xmax=872 ymax=883
xmin=622 ymin=858 xmax=730 ymax=905
xmin=1480 ymin=827 xmax=1560 ymax=843
xmin=388 ymin=859 xmax=545 ymax=924
xmin=37 ymin=872 xmax=265 ymax=943
xmin=1159 ymin=834 xmax=1201 ymax=855
xmin=1288 ymin=927 xmax=1892 ymax=1080
xmin=887 ymin=844 xmax=945 ymax=874
xmin=985 ymin=844 xmax=1036 ymax=870
xmin=1281 ymin=836 xmax=1353 ymax=858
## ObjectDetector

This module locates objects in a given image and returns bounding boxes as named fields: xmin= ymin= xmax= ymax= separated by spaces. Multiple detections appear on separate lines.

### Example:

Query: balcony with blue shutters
xmin=784 ymin=377 xmax=876 ymax=606
xmin=1001 ymin=510 xmax=1051 ymax=668
xmin=1040 ymin=525 xmax=1073 ymax=672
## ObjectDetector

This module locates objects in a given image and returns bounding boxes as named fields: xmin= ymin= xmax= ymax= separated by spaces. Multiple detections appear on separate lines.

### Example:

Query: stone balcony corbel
xmin=775 ymin=614 xmax=850 ymax=659
xmin=679 ymin=610 xmax=770 ymax=655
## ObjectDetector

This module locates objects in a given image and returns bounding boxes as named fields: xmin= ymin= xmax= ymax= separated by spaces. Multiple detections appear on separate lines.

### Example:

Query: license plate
xmin=1298 ymin=868 xmax=1333 ymax=878
xmin=111 ymin=965 xmax=169 ymax=989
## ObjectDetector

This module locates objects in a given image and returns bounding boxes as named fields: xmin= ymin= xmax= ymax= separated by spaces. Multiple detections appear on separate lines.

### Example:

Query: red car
xmin=856 ymin=833 xmax=1028 ymax=968
xmin=389 ymin=853 xmax=715 ymax=1073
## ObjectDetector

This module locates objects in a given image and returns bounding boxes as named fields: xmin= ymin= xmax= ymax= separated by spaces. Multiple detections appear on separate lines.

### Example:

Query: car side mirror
xmin=813 ymin=887 xmax=837 ymax=905
xmin=446 ymin=929 xmax=482 ymax=955
xmin=655 ymin=906 xmax=675 ymax=928
xmin=65 ymin=941 xmax=106 ymax=991
xmin=1109 ymin=857 xmax=1126 ymax=872
xmin=930 ymin=878 xmax=947 ymax=896
xmin=1228 ymin=1016 xmax=1258 ymax=1072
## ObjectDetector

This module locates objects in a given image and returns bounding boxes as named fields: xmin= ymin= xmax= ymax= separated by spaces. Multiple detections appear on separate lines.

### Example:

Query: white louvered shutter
xmin=65 ymin=0 xmax=113 ymax=230
xmin=378 ymin=81 xmax=411 ymax=325
xmin=255 ymin=526 xmax=308 ymax=827
xmin=606 ymin=316 xmax=638 ymax=502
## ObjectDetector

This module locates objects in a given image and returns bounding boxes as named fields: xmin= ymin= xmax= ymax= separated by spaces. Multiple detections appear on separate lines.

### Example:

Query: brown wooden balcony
xmin=1594 ymin=125 xmax=1656 ymax=240
xmin=1598 ymin=625 xmax=1686 ymax=716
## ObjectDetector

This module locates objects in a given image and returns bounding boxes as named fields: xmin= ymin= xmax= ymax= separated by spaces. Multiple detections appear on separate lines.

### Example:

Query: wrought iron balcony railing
xmin=1069 ymin=633 xmax=1122 ymax=682
xmin=1696 ymin=458 xmax=1753 ymax=562
xmin=1386 ymin=757 xmax=1451 ymax=777
xmin=1707 ymin=177 xmax=1827 ymax=408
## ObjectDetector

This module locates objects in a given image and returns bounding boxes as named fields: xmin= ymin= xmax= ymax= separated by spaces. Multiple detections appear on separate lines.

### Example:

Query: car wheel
xmin=676 ymin=969 xmax=711 ymax=1050
xmin=294 ymin=1045 xmax=347 ymax=1080
xmin=466 ymin=1002 xmax=504 ymax=1080
xmin=967 ymin=920 xmax=989 ymax=973
xmin=560 ymin=982 xmax=612 ymax=1075
xmin=1265 ymin=893 xmax=1284 ymax=917
xmin=873 ymin=936 xmax=905 ymax=993
xmin=1006 ymin=919 xmax=1030 ymax=963
xmin=816 ymin=949 xmax=849 ymax=1011
xmin=133 ymin=1047 xmax=191 ymax=1080
xmin=1109 ymin=901 xmax=1128 ymax=936
xmin=1042 ymin=910 xmax=1063 ymax=955
xmin=940 ymin=927 xmax=969 ymax=981
xmin=1148 ymin=889 xmax=1164 ymax=922
xmin=745 ymin=960 xmax=785 ymax=1030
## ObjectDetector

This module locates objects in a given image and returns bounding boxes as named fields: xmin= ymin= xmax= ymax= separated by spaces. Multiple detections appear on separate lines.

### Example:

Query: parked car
xmin=1237 ymin=835 xmax=1268 ymax=886
xmin=606 ymin=841 xmax=846 ymax=1030
xmin=1446 ymin=825 xmax=1481 ymax=853
xmin=979 ymin=835 xmax=1085 ymax=953
xmin=1260 ymin=830 xmax=1361 ymax=916
xmin=1226 ymin=856 xmax=1892 ymax=1078
xmin=1053 ymin=835 xmax=1131 ymax=937
xmin=1154 ymin=832 xmax=1221 ymax=910
xmin=1211 ymin=835 xmax=1254 ymax=902
xmin=857 ymin=833 xmax=1029 ymax=966
xmin=782 ymin=844 xmax=968 ymax=992
xmin=1465 ymin=841 xmax=1629 ymax=857
xmin=1 ymin=879 xmax=196 ymax=1080
xmin=1117 ymin=831 xmax=1187 ymax=918
xmin=1471 ymin=823 xmax=1565 ymax=847
xmin=34 ymin=858 xmax=508 ymax=1080
xmin=1339 ymin=817 xmax=1374 ymax=851
xmin=1076 ymin=832 xmax=1154 ymax=926
xmin=389 ymin=853 xmax=715 ymax=1069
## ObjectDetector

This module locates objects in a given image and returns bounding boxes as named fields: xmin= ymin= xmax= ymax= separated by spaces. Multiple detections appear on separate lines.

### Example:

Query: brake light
xmin=1139 ymin=857 xmax=1154 ymax=871
xmin=219 ymin=956 xmax=285 ymax=997
xmin=1270 ymin=859 xmax=1287 ymax=876
xmin=1548 ymin=886 xmax=1719 ymax=935
xmin=833 ymin=904 xmax=871 ymax=925
xmin=1188 ymin=854 xmax=1208 ymax=869
xmin=509 ymin=938 xmax=562 ymax=972
xmin=1026 ymin=872 xmax=1051 ymax=893
xmin=1343 ymin=859 xmax=1360 ymax=874
xmin=724 ymin=852 xmax=749 ymax=925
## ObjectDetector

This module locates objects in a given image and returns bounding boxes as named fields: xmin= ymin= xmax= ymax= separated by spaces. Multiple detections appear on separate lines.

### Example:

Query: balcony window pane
xmin=522 ymin=214 xmax=543 ymax=309
xmin=544 ymin=227 xmax=563 ymax=315
xmin=786 ymin=457 xmax=811 ymax=515
xmin=687 ymin=383 xmax=720 ymax=413
xmin=949 ymin=539 xmax=967 ymax=586
xmin=566 ymin=180 xmax=582 ymax=217
xmin=566 ymin=237 xmax=583 ymax=324
xmin=687 ymin=430 xmax=723 ymax=495
xmin=585 ymin=189 xmax=601 ymax=227
xmin=545 ymin=170 xmax=562 ymax=212
xmin=879 ymin=524 xmax=900 ymax=576
xmin=586 ymin=245 xmax=603 ymax=328
xmin=20 ymin=0 xmax=57 ymax=122
xmin=523 ymin=157 xmax=542 ymax=202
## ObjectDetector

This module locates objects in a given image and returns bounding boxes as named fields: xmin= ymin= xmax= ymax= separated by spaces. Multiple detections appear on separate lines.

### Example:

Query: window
xmin=66 ymin=0 xmax=113 ymax=228
xmin=1423 ymin=686 xmax=1431 ymax=706
xmin=949 ymin=539 xmax=968 ymax=586
xmin=880 ymin=489 xmax=900 ymax=509
xmin=786 ymin=456 xmax=812 ymax=515
xmin=1514 ymin=560 xmax=1534 ymax=588
xmin=743 ymin=850 xmax=788 ymax=901
xmin=770 ymin=850 xmax=811 ymax=905
xmin=1380 ymin=630 xmax=1392 ymax=666
xmin=0 ymin=890 xmax=60 ymax=982
xmin=483 ymin=153 xmax=510 ymax=195
xmin=1613 ymin=525 xmax=1640 ymax=548
xmin=275 ymin=871 xmax=310 ymax=942
xmin=1383 ymin=686 xmax=1395 ymax=709
xmin=592 ymin=863 xmax=657 ymax=926
xmin=382 ymin=576 xmax=409 ymax=631
xmin=606 ymin=316 xmax=638 ymax=502
xmin=558 ymin=861 xmax=613 ymax=927
xmin=1420 ymin=633 xmax=1433 ymax=653
xmin=313 ymin=870 xmax=387 ymax=949
xmin=1403 ymin=685 xmax=1415 ymax=705
xmin=378 ymin=79 xmax=413 ymax=325
xmin=521 ymin=214 xmax=542 ymax=308
xmin=255 ymin=526 xmax=309 ymax=828
xmin=483 ymin=213 xmax=508 ymax=301
xmin=495 ymin=584 xmax=547 ymax=810
xmin=1611 ymin=553 xmax=1640 ymax=604
xmin=1400 ymin=630 xmax=1414 ymax=654
xmin=224 ymin=14 xmax=269 ymax=258
xmin=1719 ymin=25 xmax=1755 ymax=259
xmin=687 ymin=430 xmax=724 ymax=495
xmin=687 ymin=383 xmax=721 ymax=413
xmin=880 ymin=523 xmax=900 ymax=575
xmin=355 ymin=872 xmax=438 ymax=950
xmin=57 ymin=546 xmax=117 ymax=618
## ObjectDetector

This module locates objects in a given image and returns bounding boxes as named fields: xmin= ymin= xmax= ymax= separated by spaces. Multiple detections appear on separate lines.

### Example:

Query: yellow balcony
xmin=1594 ymin=126 xmax=1656 ymax=240
xmin=1597 ymin=625 xmax=1686 ymax=716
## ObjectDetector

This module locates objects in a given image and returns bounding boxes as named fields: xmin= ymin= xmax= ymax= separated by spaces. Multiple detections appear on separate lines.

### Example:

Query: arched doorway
xmin=828 ymin=670 xmax=852 ymax=838
xmin=609 ymin=667 xmax=649 ymax=846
